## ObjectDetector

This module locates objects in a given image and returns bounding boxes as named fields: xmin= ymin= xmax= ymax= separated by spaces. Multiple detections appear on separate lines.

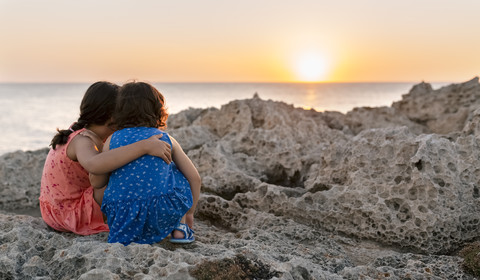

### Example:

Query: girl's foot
xmin=172 ymin=229 xmax=185 ymax=239
xmin=170 ymin=223 xmax=195 ymax=244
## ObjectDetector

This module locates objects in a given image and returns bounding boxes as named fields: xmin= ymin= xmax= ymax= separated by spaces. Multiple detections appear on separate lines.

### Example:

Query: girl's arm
xmin=170 ymin=136 xmax=201 ymax=225
xmin=69 ymin=133 xmax=171 ymax=175
xmin=89 ymin=136 xmax=113 ymax=189
xmin=90 ymin=173 xmax=109 ymax=189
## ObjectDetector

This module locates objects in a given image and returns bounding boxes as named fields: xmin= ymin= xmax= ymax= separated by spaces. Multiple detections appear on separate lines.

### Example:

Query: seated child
xmin=91 ymin=81 xmax=201 ymax=245
xmin=40 ymin=81 xmax=172 ymax=235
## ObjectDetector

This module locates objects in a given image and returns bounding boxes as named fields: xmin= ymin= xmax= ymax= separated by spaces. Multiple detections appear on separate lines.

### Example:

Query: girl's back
xmin=104 ymin=127 xmax=187 ymax=201
xmin=101 ymin=127 xmax=193 ymax=244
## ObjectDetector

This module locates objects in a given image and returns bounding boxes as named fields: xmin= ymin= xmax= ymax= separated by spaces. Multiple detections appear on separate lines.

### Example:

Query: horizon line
xmin=0 ymin=79 xmax=460 ymax=85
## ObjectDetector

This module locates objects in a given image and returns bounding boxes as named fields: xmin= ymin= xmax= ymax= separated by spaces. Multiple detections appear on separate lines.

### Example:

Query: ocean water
xmin=0 ymin=82 xmax=448 ymax=155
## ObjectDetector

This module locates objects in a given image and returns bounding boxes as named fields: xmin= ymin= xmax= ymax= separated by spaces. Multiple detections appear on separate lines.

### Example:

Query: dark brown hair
xmin=114 ymin=81 xmax=168 ymax=130
xmin=50 ymin=81 xmax=119 ymax=149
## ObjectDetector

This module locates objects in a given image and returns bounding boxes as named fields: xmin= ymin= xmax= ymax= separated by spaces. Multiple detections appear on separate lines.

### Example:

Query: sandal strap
xmin=174 ymin=223 xmax=194 ymax=239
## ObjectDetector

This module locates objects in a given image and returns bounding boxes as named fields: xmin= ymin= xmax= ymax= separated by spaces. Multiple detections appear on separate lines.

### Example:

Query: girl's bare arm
xmin=170 ymin=136 xmax=201 ymax=216
xmin=70 ymin=133 xmax=171 ymax=175
xmin=89 ymin=136 xmax=112 ymax=189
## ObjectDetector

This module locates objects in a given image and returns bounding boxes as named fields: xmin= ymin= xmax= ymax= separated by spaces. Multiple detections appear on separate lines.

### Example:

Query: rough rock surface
xmin=0 ymin=148 xmax=49 ymax=211
xmin=1 ymin=77 xmax=480 ymax=279
xmin=392 ymin=77 xmax=480 ymax=134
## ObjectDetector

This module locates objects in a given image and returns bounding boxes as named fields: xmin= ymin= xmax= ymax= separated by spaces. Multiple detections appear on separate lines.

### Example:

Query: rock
xmin=462 ymin=107 xmax=480 ymax=137
xmin=344 ymin=106 xmax=430 ymax=135
xmin=167 ymin=125 xmax=218 ymax=152
xmin=392 ymin=77 xmax=480 ymax=134
xmin=0 ymin=148 xmax=48 ymax=211
xmin=2 ymin=78 xmax=480 ymax=279
xmin=167 ymin=107 xmax=212 ymax=129
xmin=277 ymin=127 xmax=480 ymax=253
xmin=78 ymin=269 xmax=121 ymax=280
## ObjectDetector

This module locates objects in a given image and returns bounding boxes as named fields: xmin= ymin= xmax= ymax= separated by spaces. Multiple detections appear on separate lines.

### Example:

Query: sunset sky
xmin=1 ymin=0 xmax=479 ymax=83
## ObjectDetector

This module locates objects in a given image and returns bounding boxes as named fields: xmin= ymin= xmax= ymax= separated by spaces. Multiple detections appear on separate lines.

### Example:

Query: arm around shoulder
xmin=75 ymin=133 xmax=172 ymax=174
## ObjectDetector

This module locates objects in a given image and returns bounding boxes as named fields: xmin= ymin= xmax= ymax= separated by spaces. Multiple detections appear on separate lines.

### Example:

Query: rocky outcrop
xmin=0 ymin=148 xmax=48 ymax=211
xmin=1 ymin=77 xmax=480 ymax=279
xmin=392 ymin=77 xmax=480 ymax=134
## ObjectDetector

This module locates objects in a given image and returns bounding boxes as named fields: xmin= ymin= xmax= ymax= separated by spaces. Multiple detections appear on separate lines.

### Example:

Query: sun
xmin=293 ymin=52 xmax=329 ymax=82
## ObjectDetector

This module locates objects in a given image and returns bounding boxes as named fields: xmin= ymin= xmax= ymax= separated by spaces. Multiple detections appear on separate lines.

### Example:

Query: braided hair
xmin=50 ymin=81 xmax=119 ymax=149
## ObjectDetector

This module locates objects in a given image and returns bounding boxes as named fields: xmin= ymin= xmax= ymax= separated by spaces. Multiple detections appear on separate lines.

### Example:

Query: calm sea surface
xmin=0 ymin=82 xmax=448 ymax=155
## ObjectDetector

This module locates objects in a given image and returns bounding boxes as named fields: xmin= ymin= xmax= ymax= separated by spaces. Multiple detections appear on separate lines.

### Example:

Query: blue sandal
xmin=170 ymin=223 xmax=195 ymax=244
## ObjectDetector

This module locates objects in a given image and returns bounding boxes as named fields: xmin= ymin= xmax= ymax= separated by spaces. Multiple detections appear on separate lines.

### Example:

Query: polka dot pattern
xmin=101 ymin=127 xmax=193 ymax=245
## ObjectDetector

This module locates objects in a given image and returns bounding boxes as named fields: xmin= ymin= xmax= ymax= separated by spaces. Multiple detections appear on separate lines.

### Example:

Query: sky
xmin=0 ymin=0 xmax=479 ymax=83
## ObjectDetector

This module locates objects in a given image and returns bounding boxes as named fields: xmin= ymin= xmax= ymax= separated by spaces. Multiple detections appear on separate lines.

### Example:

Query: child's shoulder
xmin=113 ymin=127 xmax=169 ymax=141
xmin=157 ymin=130 xmax=172 ymax=145
xmin=134 ymin=127 xmax=172 ymax=144
xmin=115 ymin=126 xmax=164 ymax=134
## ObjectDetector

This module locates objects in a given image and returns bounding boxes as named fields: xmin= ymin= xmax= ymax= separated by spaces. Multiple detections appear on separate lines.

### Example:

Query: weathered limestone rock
xmin=266 ymin=126 xmax=480 ymax=253
xmin=1 ymin=77 xmax=480 ymax=279
xmin=463 ymin=107 xmax=480 ymax=137
xmin=393 ymin=77 xmax=480 ymax=134
xmin=344 ymin=106 xmax=430 ymax=135
xmin=0 ymin=148 xmax=48 ymax=211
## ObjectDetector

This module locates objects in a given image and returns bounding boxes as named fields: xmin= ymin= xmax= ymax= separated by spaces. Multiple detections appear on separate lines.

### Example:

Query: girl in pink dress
xmin=40 ymin=81 xmax=172 ymax=235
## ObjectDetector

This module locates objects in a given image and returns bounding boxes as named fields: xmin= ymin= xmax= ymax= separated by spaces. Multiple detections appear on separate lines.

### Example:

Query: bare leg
xmin=93 ymin=186 xmax=106 ymax=206
xmin=93 ymin=186 xmax=107 ymax=223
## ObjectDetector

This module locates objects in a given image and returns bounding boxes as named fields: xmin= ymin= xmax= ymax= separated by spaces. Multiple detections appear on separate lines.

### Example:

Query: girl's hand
xmin=79 ymin=129 xmax=103 ymax=152
xmin=145 ymin=134 xmax=172 ymax=164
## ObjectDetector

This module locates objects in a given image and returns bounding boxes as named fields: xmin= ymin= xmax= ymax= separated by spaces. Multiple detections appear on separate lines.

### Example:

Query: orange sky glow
xmin=0 ymin=0 xmax=479 ymax=83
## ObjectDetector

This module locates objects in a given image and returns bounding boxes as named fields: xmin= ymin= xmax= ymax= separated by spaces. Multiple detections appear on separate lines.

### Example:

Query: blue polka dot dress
xmin=101 ymin=127 xmax=193 ymax=245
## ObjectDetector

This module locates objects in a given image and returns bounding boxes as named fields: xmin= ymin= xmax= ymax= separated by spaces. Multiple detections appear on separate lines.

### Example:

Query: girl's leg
xmin=93 ymin=186 xmax=106 ymax=206
xmin=93 ymin=186 xmax=107 ymax=223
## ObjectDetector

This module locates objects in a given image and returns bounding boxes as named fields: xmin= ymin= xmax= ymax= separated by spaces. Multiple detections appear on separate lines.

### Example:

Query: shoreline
xmin=1 ymin=81 xmax=453 ymax=156
xmin=1 ymin=77 xmax=480 ymax=279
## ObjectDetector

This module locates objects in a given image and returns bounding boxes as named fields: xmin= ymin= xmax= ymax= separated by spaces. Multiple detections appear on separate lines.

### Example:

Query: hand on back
xmin=144 ymin=134 xmax=172 ymax=164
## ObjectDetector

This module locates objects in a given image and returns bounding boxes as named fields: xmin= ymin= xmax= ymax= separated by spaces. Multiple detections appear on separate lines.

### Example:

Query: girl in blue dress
xmin=90 ymin=81 xmax=201 ymax=245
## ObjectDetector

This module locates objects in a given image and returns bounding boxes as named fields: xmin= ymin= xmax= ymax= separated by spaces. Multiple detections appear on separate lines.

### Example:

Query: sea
xmin=0 ymin=82 xmax=449 ymax=156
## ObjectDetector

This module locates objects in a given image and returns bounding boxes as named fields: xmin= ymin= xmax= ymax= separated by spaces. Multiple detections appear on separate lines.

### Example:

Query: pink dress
xmin=39 ymin=128 xmax=109 ymax=235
